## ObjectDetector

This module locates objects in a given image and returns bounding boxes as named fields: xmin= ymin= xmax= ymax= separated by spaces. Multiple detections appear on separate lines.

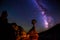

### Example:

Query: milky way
xmin=33 ymin=0 xmax=54 ymax=29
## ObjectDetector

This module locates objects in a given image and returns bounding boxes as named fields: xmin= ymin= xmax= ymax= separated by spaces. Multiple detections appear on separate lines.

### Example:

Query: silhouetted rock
xmin=28 ymin=19 xmax=39 ymax=40
xmin=8 ymin=23 xmax=24 ymax=40
xmin=0 ymin=11 xmax=9 ymax=40
xmin=38 ymin=23 xmax=60 ymax=40
xmin=8 ymin=23 xmax=18 ymax=40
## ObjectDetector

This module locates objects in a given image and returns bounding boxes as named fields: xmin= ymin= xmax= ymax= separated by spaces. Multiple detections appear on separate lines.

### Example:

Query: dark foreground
xmin=38 ymin=23 xmax=60 ymax=40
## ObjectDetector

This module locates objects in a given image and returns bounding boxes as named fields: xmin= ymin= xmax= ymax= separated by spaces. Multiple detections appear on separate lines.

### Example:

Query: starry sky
xmin=0 ymin=0 xmax=60 ymax=33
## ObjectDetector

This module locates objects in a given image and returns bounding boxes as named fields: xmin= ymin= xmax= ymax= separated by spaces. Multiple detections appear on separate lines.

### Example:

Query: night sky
xmin=0 ymin=0 xmax=60 ymax=33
